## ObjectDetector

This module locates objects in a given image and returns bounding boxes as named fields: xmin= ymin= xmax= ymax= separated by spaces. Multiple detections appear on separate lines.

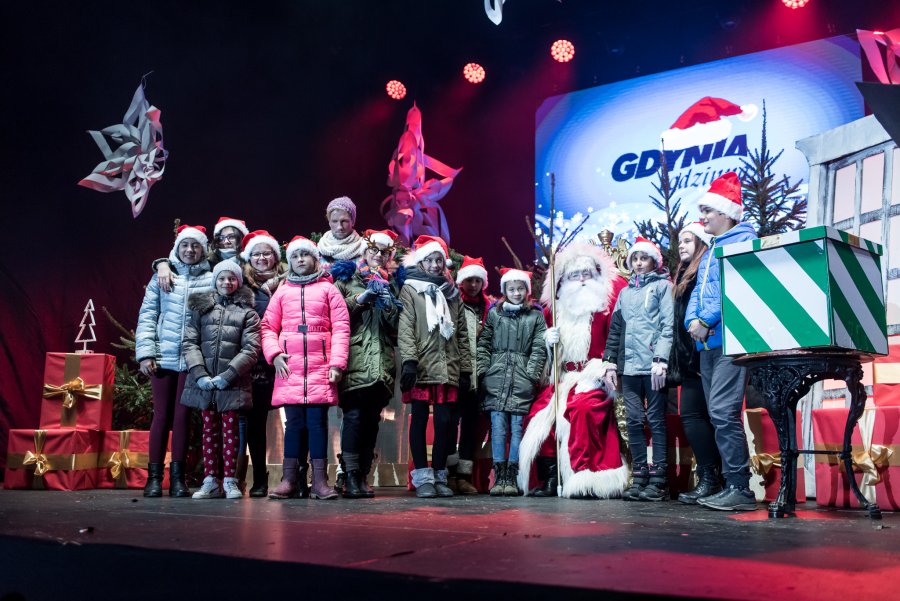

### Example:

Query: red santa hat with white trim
xmin=660 ymin=96 xmax=758 ymax=151
xmin=626 ymin=237 xmax=664 ymax=270
xmin=698 ymin=171 xmax=743 ymax=221
xmin=408 ymin=234 xmax=451 ymax=267
xmin=241 ymin=229 xmax=282 ymax=261
xmin=681 ymin=221 xmax=713 ymax=247
xmin=172 ymin=225 xmax=208 ymax=252
xmin=499 ymin=267 xmax=532 ymax=295
xmin=364 ymin=228 xmax=399 ymax=251
xmin=286 ymin=235 xmax=320 ymax=260
xmin=213 ymin=216 xmax=249 ymax=238
xmin=456 ymin=256 xmax=489 ymax=286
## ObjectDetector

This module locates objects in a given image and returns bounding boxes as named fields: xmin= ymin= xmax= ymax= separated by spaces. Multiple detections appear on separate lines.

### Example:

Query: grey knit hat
xmin=212 ymin=259 xmax=244 ymax=288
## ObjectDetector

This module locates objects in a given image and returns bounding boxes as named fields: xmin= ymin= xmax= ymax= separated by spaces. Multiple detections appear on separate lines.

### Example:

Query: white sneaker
xmin=192 ymin=476 xmax=224 ymax=499
xmin=223 ymin=477 xmax=243 ymax=499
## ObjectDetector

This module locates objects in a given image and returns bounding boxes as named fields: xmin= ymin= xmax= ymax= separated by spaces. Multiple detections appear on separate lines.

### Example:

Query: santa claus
xmin=518 ymin=243 xmax=629 ymax=498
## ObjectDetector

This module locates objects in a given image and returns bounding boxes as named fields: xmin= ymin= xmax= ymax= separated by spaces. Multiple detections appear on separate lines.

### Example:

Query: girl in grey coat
xmin=181 ymin=260 xmax=262 ymax=499
xmin=602 ymin=238 xmax=674 ymax=502
xmin=477 ymin=269 xmax=547 ymax=496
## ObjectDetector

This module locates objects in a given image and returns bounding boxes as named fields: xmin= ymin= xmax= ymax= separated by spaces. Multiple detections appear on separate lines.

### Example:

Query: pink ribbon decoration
xmin=857 ymin=29 xmax=900 ymax=85
xmin=381 ymin=103 xmax=462 ymax=245
xmin=78 ymin=80 xmax=168 ymax=218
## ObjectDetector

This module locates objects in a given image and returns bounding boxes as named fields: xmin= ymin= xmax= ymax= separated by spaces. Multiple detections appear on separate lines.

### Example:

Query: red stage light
xmin=386 ymin=80 xmax=407 ymax=100
xmin=781 ymin=0 xmax=810 ymax=8
xmin=551 ymin=39 xmax=576 ymax=63
xmin=463 ymin=63 xmax=486 ymax=84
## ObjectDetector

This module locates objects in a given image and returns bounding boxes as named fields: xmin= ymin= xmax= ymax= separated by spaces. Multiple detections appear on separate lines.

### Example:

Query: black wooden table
xmin=734 ymin=350 xmax=881 ymax=521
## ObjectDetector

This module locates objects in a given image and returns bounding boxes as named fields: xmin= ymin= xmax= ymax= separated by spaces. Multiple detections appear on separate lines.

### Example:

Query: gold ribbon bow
xmin=43 ymin=377 xmax=103 ymax=410
xmin=22 ymin=430 xmax=50 ymax=477
xmin=750 ymin=452 xmax=781 ymax=477
xmin=851 ymin=445 xmax=895 ymax=487
xmin=107 ymin=431 xmax=133 ymax=481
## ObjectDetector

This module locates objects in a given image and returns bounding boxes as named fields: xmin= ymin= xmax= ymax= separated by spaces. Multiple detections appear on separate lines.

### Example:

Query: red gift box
xmin=744 ymin=408 xmax=806 ymax=502
xmin=664 ymin=414 xmax=694 ymax=496
xmin=5 ymin=429 xmax=100 ymax=490
xmin=40 ymin=352 xmax=115 ymax=430
xmin=812 ymin=406 xmax=900 ymax=510
xmin=96 ymin=430 xmax=165 ymax=490
xmin=873 ymin=338 xmax=900 ymax=407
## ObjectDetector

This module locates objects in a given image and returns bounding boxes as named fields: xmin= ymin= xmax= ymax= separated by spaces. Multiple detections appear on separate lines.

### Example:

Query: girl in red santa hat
xmin=603 ymin=238 xmax=674 ymax=501
xmin=398 ymin=235 xmax=473 ymax=498
xmin=261 ymin=236 xmax=351 ymax=500
xmin=477 ymin=268 xmax=547 ymax=496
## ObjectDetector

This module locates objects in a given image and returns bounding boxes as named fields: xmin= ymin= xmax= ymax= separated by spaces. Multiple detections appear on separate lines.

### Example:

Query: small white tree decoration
xmin=75 ymin=299 xmax=97 ymax=354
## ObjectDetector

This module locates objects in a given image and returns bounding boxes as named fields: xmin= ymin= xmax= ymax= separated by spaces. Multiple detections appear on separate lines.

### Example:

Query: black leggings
xmin=341 ymin=385 xmax=390 ymax=471
xmin=450 ymin=386 xmax=480 ymax=462
xmin=241 ymin=380 xmax=273 ymax=477
xmin=409 ymin=401 xmax=453 ymax=471
xmin=679 ymin=375 xmax=721 ymax=468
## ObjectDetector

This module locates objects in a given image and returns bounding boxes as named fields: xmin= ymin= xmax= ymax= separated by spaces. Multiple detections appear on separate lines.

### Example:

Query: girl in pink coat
xmin=261 ymin=236 xmax=351 ymax=500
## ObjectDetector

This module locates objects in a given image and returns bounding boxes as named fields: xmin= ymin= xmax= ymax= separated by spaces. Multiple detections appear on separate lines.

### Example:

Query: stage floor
xmin=1 ymin=488 xmax=898 ymax=600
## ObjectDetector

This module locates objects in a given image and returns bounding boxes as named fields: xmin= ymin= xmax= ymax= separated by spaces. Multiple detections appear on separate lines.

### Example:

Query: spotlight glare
xmin=386 ymin=80 xmax=407 ymax=100
xmin=781 ymin=0 xmax=810 ymax=8
xmin=463 ymin=63 xmax=486 ymax=84
xmin=551 ymin=39 xmax=576 ymax=63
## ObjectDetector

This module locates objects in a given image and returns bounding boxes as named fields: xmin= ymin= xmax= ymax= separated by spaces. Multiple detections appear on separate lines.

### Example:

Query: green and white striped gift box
xmin=714 ymin=226 xmax=887 ymax=357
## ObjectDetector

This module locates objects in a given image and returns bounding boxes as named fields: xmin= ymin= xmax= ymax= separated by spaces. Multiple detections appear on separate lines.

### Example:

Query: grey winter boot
xmin=411 ymin=467 xmax=437 ymax=498
xmin=434 ymin=468 xmax=454 ymax=497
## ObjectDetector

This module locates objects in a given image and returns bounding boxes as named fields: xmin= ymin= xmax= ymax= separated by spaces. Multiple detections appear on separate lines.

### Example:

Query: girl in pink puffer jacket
xmin=261 ymin=236 xmax=350 ymax=500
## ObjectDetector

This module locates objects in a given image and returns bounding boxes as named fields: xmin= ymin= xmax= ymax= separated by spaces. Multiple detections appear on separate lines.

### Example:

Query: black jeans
xmin=409 ymin=401 xmax=453 ymax=471
xmin=340 ymin=385 xmax=391 ymax=472
xmin=678 ymin=375 xmax=721 ymax=469
xmin=622 ymin=374 xmax=667 ymax=471
xmin=450 ymin=386 xmax=480 ymax=462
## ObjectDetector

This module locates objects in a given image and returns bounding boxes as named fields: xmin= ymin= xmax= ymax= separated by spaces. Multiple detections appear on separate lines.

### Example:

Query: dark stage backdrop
xmin=2 ymin=1 xmax=897 ymax=468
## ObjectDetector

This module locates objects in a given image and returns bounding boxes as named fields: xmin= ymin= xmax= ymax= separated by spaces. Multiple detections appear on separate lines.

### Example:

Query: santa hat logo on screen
xmin=660 ymin=96 xmax=758 ymax=151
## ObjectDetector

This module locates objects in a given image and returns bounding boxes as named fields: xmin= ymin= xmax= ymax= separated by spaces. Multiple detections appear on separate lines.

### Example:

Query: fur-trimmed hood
xmin=541 ymin=243 xmax=619 ymax=309
xmin=188 ymin=286 xmax=255 ymax=314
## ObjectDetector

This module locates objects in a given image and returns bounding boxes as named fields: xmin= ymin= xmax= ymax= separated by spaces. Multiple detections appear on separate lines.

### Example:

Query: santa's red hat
xmin=241 ymin=229 xmax=282 ymax=261
xmin=173 ymin=225 xmax=208 ymax=252
xmin=627 ymin=237 xmax=664 ymax=270
xmin=500 ymin=268 xmax=532 ymax=295
xmin=213 ymin=216 xmax=249 ymax=238
xmin=661 ymin=96 xmax=758 ymax=151
xmin=698 ymin=172 xmax=743 ymax=221
xmin=364 ymin=229 xmax=399 ymax=250
xmin=410 ymin=235 xmax=450 ymax=266
xmin=456 ymin=256 xmax=489 ymax=285
xmin=286 ymin=235 xmax=320 ymax=260
xmin=681 ymin=221 xmax=712 ymax=247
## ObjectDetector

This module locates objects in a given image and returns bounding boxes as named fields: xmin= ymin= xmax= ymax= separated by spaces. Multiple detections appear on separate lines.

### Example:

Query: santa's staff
xmin=548 ymin=173 xmax=563 ymax=496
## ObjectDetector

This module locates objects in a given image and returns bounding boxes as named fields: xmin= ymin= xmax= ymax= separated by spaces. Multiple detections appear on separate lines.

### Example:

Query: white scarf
xmin=317 ymin=230 xmax=366 ymax=262
xmin=406 ymin=279 xmax=456 ymax=340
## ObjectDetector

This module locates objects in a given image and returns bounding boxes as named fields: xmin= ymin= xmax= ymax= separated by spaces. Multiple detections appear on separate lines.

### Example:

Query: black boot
xmin=623 ymin=464 xmax=648 ymax=501
xmin=342 ymin=469 xmax=366 ymax=499
xmin=639 ymin=464 xmax=669 ymax=501
xmin=249 ymin=464 xmax=269 ymax=498
xmin=143 ymin=462 xmax=164 ymax=498
xmin=359 ymin=453 xmax=376 ymax=498
xmin=490 ymin=462 xmax=506 ymax=496
xmin=529 ymin=457 xmax=558 ymax=497
xmin=168 ymin=461 xmax=191 ymax=498
xmin=504 ymin=462 xmax=521 ymax=496
xmin=678 ymin=464 xmax=723 ymax=505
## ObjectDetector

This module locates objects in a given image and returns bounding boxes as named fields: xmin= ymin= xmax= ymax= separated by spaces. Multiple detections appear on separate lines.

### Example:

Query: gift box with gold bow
xmin=812 ymin=406 xmax=899 ymax=510
xmin=5 ymin=429 xmax=100 ymax=490
xmin=40 ymin=352 xmax=114 ymax=430
xmin=743 ymin=408 xmax=806 ymax=502
xmin=95 ymin=430 xmax=170 ymax=489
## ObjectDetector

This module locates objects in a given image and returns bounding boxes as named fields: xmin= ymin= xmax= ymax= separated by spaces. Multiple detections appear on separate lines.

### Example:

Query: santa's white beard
xmin=554 ymin=277 xmax=609 ymax=364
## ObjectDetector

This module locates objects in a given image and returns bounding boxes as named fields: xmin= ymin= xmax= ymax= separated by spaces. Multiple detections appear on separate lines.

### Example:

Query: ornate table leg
xmin=839 ymin=364 xmax=882 ymax=522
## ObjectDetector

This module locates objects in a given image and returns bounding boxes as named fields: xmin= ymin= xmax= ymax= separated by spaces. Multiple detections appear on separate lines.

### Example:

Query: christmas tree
xmin=634 ymin=144 xmax=687 ymax=272
xmin=739 ymin=101 xmax=806 ymax=237
xmin=75 ymin=299 xmax=97 ymax=353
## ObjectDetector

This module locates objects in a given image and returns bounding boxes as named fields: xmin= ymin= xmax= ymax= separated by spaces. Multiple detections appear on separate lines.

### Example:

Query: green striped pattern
xmin=723 ymin=240 xmax=831 ymax=354
xmin=826 ymin=240 xmax=888 ymax=355
xmin=716 ymin=225 xmax=884 ymax=259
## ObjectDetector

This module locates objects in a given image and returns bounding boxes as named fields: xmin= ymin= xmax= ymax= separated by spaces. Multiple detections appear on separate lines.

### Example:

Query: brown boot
xmin=269 ymin=458 xmax=300 ymax=499
xmin=310 ymin=458 xmax=338 ymax=500
xmin=456 ymin=459 xmax=479 ymax=495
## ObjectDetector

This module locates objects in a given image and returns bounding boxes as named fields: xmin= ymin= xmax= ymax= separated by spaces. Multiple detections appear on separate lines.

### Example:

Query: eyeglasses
xmin=250 ymin=251 xmax=275 ymax=259
xmin=366 ymin=245 xmax=394 ymax=258
xmin=565 ymin=269 xmax=595 ymax=281
xmin=217 ymin=234 xmax=239 ymax=242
